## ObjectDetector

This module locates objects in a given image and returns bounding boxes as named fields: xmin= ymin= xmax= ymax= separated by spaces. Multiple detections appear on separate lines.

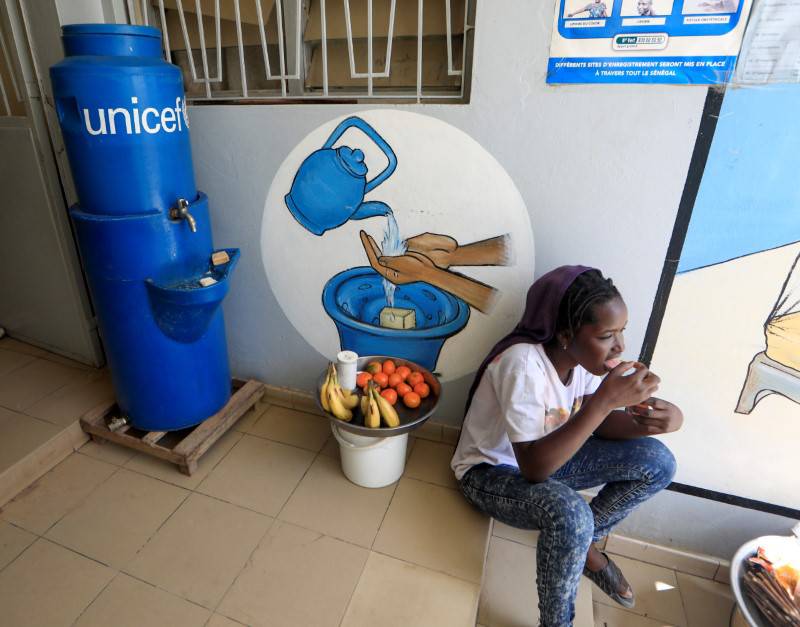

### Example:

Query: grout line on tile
xmin=121 ymin=566 xmax=227 ymax=618
xmin=70 ymin=565 xmax=123 ymax=626
xmin=0 ymin=353 xmax=38 ymax=382
xmin=0 ymin=528 xmax=39 ymax=575
xmin=205 ymin=610 xmax=249 ymax=626
xmin=270 ymin=442 xmax=327 ymax=525
xmin=0 ymin=357 xmax=90 ymax=413
xmin=368 ymin=479 xmax=402 ymax=551
xmin=39 ymin=535 xmax=119 ymax=571
xmin=208 ymin=515 xmax=279 ymax=617
xmin=191 ymin=490 xmax=293 ymax=527
xmin=369 ymin=546 xmax=488 ymax=588
xmin=336 ymin=546 xmax=372 ymax=627
xmin=31 ymin=460 xmax=125 ymax=539
xmin=117 ymin=486 xmax=194 ymax=571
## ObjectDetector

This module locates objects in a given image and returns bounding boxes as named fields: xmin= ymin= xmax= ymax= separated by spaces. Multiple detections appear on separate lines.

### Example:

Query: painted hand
xmin=405 ymin=233 xmax=459 ymax=269
xmin=360 ymin=230 xmax=435 ymax=285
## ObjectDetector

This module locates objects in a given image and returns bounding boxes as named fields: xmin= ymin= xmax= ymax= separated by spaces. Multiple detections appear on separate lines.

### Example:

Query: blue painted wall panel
xmin=679 ymin=85 xmax=800 ymax=273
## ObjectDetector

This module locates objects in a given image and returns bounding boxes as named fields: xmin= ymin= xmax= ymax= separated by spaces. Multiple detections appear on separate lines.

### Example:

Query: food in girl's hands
xmin=627 ymin=401 xmax=653 ymax=416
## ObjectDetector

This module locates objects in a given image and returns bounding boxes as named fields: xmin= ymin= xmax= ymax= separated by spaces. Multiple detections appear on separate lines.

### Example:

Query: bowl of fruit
xmin=317 ymin=355 xmax=441 ymax=437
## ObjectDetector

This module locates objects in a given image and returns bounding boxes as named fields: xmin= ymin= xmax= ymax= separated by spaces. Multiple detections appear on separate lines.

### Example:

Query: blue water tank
xmin=51 ymin=24 xmax=238 ymax=431
xmin=51 ymin=24 xmax=195 ymax=216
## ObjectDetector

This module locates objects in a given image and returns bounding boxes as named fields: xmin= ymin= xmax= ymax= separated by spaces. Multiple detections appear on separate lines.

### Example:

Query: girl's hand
xmin=628 ymin=398 xmax=684 ymax=434
xmin=595 ymin=361 xmax=660 ymax=412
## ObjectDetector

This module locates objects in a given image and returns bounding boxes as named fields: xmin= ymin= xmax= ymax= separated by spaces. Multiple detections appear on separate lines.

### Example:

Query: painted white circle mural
xmin=262 ymin=110 xmax=534 ymax=382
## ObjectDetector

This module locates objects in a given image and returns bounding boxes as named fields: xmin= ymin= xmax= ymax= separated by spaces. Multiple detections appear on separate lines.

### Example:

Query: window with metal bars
xmin=129 ymin=0 xmax=475 ymax=103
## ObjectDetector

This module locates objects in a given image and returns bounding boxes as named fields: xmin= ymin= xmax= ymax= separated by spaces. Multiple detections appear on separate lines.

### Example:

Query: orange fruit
xmin=387 ymin=373 xmax=403 ymax=388
xmin=382 ymin=360 xmax=396 ymax=375
xmin=402 ymin=392 xmax=421 ymax=409
xmin=356 ymin=372 xmax=373 ymax=388
xmin=380 ymin=388 xmax=398 ymax=405
xmin=407 ymin=372 xmax=424 ymax=387
xmin=413 ymin=383 xmax=430 ymax=399
xmin=373 ymin=372 xmax=389 ymax=388
xmin=395 ymin=382 xmax=412 ymax=397
xmin=395 ymin=365 xmax=411 ymax=381
xmin=365 ymin=362 xmax=383 ymax=375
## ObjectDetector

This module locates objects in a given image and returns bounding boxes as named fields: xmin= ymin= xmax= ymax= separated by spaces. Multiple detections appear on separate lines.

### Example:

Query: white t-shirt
xmin=451 ymin=343 xmax=602 ymax=480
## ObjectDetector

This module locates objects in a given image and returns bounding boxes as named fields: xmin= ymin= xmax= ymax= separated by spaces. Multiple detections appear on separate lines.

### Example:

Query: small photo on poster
xmin=682 ymin=0 xmax=739 ymax=13
xmin=563 ymin=0 xmax=611 ymax=18
xmin=620 ymin=0 xmax=675 ymax=16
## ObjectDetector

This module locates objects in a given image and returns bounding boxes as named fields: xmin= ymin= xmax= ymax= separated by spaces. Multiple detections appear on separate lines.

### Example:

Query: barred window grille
xmin=128 ymin=0 xmax=475 ymax=103
xmin=0 ymin=18 xmax=24 ymax=117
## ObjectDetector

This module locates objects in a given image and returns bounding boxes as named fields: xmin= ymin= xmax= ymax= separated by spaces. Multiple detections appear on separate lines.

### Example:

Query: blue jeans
xmin=458 ymin=436 xmax=676 ymax=627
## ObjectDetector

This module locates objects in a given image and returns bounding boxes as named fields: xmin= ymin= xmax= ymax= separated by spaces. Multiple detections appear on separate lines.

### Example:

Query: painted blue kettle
xmin=285 ymin=116 xmax=397 ymax=235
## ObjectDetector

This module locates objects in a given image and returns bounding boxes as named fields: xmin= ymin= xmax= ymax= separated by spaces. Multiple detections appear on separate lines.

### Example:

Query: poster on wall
xmin=647 ymin=87 xmax=800 ymax=512
xmin=547 ymin=0 xmax=753 ymax=84
xmin=734 ymin=0 xmax=800 ymax=84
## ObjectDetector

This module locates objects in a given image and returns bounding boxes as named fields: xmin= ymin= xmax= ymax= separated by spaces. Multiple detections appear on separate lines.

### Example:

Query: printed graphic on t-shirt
xmin=543 ymin=395 xmax=586 ymax=433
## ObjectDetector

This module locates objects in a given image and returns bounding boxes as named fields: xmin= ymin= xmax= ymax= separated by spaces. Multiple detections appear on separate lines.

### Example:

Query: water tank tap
xmin=170 ymin=198 xmax=197 ymax=233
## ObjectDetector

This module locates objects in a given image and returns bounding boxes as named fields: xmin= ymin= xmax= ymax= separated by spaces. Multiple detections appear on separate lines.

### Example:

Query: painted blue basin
xmin=322 ymin=267 xmax=470 ymax=371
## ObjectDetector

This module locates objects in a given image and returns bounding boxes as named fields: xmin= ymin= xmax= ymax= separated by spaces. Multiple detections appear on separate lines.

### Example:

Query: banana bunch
xmin=364 ymin=381 xmax=401 ymax=429
xmin=320 ymin=363 xmax=358 ymax=422
xmin=363 ymin=382 xmax=381 ymax=428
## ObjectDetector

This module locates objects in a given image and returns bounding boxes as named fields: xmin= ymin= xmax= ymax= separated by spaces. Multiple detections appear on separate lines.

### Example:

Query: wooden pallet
xmin=80 ymin=379 xmax=265 ymax=475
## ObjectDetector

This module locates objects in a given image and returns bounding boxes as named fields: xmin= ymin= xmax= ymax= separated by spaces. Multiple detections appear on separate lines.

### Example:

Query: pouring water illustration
xmin=281 ymin=114 xmax=514 ymax=372
xmin=285 ymin=116 xmax=398 ymax=235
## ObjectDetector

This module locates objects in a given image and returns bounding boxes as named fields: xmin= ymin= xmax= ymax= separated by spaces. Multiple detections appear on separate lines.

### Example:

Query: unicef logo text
xmin=82 ymin=96 xmax=189 ymax=136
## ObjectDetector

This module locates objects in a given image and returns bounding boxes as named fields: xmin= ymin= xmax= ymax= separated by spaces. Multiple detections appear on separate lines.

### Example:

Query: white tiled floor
xmin=0 ymin=338 xmax=492 ymax=626
xmin=0 ymin=337 xmax=739 ymax=627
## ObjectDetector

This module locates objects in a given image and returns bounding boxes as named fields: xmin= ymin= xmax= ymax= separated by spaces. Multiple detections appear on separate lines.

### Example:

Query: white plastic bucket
xmin=331 ymin=423 xmax=408 ymax=488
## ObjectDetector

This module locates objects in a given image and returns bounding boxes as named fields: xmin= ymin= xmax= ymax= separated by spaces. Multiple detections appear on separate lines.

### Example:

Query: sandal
xmin=583 ymin=552 xmax=636 ymax=609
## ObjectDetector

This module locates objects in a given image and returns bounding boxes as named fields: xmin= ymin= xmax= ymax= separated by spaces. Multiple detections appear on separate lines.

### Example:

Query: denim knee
xmin=639 ymin=438 xmax=677 ymax=489
xmin=543 ymin=489 xmax=595 ymax=550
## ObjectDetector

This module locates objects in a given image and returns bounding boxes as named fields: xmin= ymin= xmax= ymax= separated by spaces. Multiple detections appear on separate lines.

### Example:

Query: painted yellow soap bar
xmin=380 ymin=307 xmax=416 ymax=330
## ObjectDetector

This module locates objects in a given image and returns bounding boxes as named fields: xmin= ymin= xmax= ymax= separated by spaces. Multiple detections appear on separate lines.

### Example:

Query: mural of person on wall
xmin=281 ymin=115 xmax=515 ymax=372
xmin=736 ymin=252 xmax=800 ymax=413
